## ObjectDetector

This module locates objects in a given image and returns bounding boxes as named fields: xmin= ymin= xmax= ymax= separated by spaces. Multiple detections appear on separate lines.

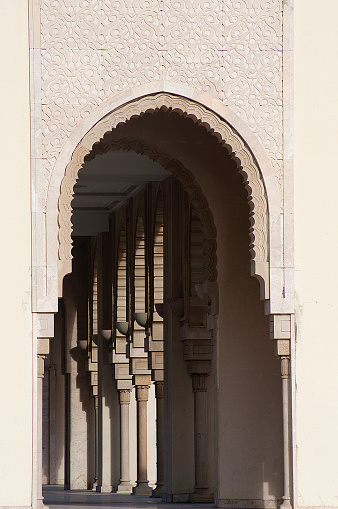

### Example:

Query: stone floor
xmin=43 ymin=486 xmax=215 ymax=509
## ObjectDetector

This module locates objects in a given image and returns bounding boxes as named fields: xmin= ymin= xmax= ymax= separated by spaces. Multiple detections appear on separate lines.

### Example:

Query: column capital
xmin=191 ymin=373 xmax=208 ymax=392
xmin=155 ymin=381 xmax=164 ymax=399
xmin=94 ymin=394 xmax=99 ymax=410
xmin=37 ymin=354 xmax=47 ymax=379
xmin=136 ymin=385 xmax=149 ymax=401
xmin=119 ymin=389 xmax=131 ymax=404
xmin=281 ymin=356 xmax=291 ymax=380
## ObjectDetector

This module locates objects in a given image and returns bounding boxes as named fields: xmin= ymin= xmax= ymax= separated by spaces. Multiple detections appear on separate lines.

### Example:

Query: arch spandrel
xmin=54 ymin=91 xmax=279 ymax=306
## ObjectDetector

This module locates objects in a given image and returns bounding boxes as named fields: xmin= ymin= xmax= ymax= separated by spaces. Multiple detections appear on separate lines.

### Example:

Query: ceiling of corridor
xmin=72 ymin=150 xmax=170 ymax=236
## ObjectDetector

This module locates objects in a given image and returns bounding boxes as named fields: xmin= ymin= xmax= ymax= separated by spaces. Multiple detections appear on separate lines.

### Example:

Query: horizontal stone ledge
xmin=218 ymin=499 xmax=280 ymax=509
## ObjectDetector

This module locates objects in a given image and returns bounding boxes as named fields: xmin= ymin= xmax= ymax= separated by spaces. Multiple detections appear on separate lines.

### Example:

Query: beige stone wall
xmin=294 ymin=1 xmax=338 ymax=507
xmin=0 ymin=2 xmax=32 ymax=506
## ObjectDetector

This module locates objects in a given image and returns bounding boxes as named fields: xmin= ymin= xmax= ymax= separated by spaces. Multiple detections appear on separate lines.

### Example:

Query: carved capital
xmin=119 ymin=389 xmax=131 ymax=405
xmin=281 ymin=356 xmax=290 ymax=380
xmin=191 ymin=373 xmax=208 ymax=392
xmin=195 ymin=281 xmax=219 ymax=316
xmin=94 ymin=394 xmax=99 ymax=410
xmin=37 ymin=354 xmax=47 ymax=379
xmin=155 ymin=381 xmax=164 ymax=399
xmin=136 ymin=385 xmax=149 ymax=402
xmin=275 ymin=339 xmax=290 ymax=357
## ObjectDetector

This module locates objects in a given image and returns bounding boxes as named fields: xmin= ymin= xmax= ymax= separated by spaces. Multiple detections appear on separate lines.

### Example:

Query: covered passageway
xmin=38 ymin=93 xmax=291 ymax=509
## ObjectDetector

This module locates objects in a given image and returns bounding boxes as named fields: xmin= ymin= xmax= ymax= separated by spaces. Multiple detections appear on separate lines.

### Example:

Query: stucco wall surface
xmin=0 ymin=2 xmax=32 ymax=506
xmin=294 ymin=1 xmax=338 ymax=507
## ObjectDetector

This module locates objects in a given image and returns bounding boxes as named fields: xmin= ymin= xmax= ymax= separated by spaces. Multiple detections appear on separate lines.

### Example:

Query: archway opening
xmin=43 ymin=106 xmax=283 ymax=507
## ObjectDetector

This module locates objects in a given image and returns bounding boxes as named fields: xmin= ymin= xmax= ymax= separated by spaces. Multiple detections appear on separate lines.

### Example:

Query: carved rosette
xmin=58 ymin=93 xmax=269 ymax=294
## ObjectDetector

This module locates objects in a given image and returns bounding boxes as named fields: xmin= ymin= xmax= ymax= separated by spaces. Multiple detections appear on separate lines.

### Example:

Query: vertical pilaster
xmin=152 ymin=381 xmax=164 ymax=497
xmin=133 ymin=384 xmax=152 ymax=495
xmin=96 ymin=234 xmax=113 ymax=493
xmin=37 ymin=353 xmax=47 ymax=509
xmin=191 ymin=373 xmax=209 ymax=500
xmin=36 ymin=316 xmax=54 ymax=506
xmin=49 ymin=364 xmax=56 ymax=484
xmin=63 ymin=252 xmax=90 ymax=491
xmin=280 ymin=356 xmax=292 ymax=509
xmin=93 ymin=395 xmax=98 ymax=490
xmin=270 ymin=314 xmax=293 ymax=509
xmin=117 ymin=389 xmax=132 ymax=493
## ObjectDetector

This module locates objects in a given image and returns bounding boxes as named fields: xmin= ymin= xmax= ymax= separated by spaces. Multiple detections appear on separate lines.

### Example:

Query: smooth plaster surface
xmin=0 ymin=2 xmax=32 ymax=506
xmin=294 ymin=1 xmax=338 ymax=507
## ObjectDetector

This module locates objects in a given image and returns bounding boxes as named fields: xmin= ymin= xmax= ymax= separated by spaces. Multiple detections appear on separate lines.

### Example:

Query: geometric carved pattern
xmin=41 ymin=0 xmax=282 ymax=179
xmin=58 ymin=93 xmax=269 ymax=292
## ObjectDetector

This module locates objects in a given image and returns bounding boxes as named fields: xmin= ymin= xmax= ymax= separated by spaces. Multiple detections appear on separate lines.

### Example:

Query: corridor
xmin=43 ymin=486 xmax=214 ymax=509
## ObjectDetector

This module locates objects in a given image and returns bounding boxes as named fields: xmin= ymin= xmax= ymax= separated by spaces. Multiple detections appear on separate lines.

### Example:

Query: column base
xmin=133 ymin=482 xmax=152 ymax=496
xmin=117 ymin=482 xmax=133 ymax=494
xmin=152 ymin=484 xmax=164 ymax=498
xmin=96 ymin=485 xmax=112 ymax=493
xmin=280 ymin=498 xmax=293 ymax=509
xmin=37 ymin=496 xmax=49 ymax=509
xmin=189 ymin=492 xmax=214 ymax=503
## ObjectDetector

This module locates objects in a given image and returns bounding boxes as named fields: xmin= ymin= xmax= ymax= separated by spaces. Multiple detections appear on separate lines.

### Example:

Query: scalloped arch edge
xmin=56 ymin=91 xmax=272 ymax=302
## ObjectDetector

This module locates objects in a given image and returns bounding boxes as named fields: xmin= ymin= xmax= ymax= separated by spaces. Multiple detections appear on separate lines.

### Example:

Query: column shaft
xmin=281 ymin=356 xmax=293 ymax=509
xmin=192 ymin=374 xmax=208 ymax=493
xmin=153 ymin=382 xmax=164 ymax=497
xmin=93 ymin=395 xmax=98 ymax=489
xmin=117 ymin=390 xmax=132 ymax=492
xmin=133 ymin=385 xmax=152 ymax=495
xmin=37 ymin=354 xmax=47 ymax=508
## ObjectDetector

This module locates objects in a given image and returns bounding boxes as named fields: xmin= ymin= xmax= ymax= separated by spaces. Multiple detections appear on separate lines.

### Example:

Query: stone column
xmin=133 ymin=385 xmax=152 ymax=495
xmin=270 ymin=315 xmax=293 ymax=509
xmin=93 ymin=395 xmax=99 ymax=490
xmin=37 ymin=354 xmax=47 ymax=508
xmin=280 ymin=356 xmax=293 ymax=509
xmin=191 ymin=373 xmax=209 ymax=499
xmin=152 ymin=381 xmax=164 ymax=497
xmin=117 ymin=389 xmax=132 ymax=493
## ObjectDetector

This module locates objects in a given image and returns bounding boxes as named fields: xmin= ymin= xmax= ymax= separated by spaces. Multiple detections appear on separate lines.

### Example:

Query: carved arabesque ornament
xmin=58 ymin=93 xmax=269 ymax=291
xmin=41 ymin=0 xmax=282 ymax=177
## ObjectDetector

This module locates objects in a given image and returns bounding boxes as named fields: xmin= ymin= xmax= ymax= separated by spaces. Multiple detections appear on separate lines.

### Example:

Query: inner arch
xmin=58 ymin=93 xmax=270 ymax=301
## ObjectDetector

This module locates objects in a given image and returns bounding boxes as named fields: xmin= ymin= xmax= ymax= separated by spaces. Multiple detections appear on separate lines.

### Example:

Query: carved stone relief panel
xmin=40 ymin=0 xmax=283 ymax=197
